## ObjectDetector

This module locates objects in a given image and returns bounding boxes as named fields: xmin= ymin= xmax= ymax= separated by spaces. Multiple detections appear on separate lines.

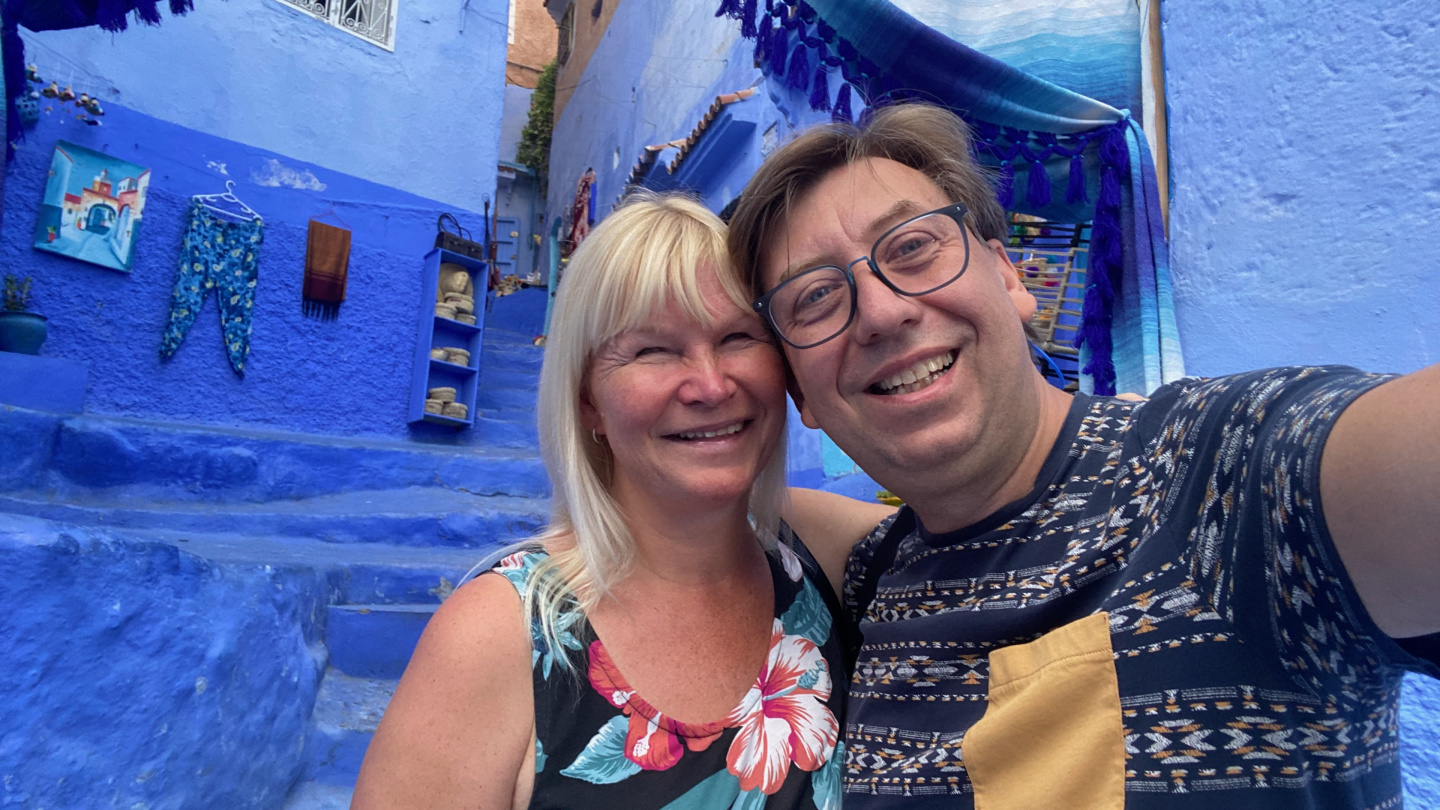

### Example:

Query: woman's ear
xmin=578 ymin=382 xmax=603 ymax=435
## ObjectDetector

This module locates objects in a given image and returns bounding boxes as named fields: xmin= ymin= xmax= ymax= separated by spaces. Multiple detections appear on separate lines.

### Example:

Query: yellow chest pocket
xmin=961 ymin=611 xmax=1125 ymax=810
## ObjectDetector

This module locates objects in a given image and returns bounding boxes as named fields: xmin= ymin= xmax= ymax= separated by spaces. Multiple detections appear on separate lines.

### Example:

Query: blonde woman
xmin=353 ymin=193 xmax=892 ymax=810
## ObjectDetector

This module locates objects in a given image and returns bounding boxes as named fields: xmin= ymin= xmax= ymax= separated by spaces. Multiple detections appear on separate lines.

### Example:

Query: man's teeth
xmin=873 ymin=352 xmax=956 ymax=395
xmin=676 ymin=422 xmax=745 ymax=440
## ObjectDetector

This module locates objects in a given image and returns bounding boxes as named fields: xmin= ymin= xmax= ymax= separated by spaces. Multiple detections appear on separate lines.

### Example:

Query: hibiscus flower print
xmin=588 ymin=640 xmax=725 ymax=771
xmin=725 ymin=619 xmax=839 ymax=795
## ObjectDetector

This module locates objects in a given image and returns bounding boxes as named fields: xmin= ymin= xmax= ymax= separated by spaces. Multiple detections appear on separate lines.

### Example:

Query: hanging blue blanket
xmin=717 ymin=0 xmax=1183 ymax=394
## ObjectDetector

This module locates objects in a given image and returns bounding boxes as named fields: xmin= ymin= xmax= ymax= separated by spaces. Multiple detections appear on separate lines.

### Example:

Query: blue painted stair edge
xmin=0 ymin=405 xmax=549 ymax=502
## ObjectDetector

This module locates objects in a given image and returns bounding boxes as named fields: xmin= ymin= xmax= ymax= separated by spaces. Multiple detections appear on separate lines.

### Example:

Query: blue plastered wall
xmin=18 ymin=0 xmax=509 ymax=211
xmin=2 ymin=102 xmax=511 ymax=445
xmin=0 ymin=513 xmax=328 ymax=810
xmin=1163 ymin=1 xmax=1439 ymax=376
xmin=1162 ymin=1 xmax=1440 ymax=802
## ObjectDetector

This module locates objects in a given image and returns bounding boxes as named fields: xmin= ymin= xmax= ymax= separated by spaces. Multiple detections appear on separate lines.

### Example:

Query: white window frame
xmin=273 ymin=0 xmax=399 ymax=52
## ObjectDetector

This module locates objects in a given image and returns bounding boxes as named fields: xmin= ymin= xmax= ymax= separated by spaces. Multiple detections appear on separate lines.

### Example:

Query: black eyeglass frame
xmin=752 ymin=202 xmax=973 ymax=349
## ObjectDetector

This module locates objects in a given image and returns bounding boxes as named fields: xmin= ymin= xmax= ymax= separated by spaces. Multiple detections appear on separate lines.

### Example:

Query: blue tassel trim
xmin=754 ymin=12 xmax=772 ymax=64
xmin=1026 ymin=158 xmax=1051 ymax=208
xmin=739 ymin=0 xmax=756 ymax=38
xmin=1067 ymin=153 xmax=1088 ymax=204
xmin=832 ymin=82 xmax=852 ymax=124
xmin=808 ymin=64 xmax=830 ymax=111
xmin=768 ymin=25 xmax=789 ymax=75
xmin=786 ymin=43 xmax=809 ymax=90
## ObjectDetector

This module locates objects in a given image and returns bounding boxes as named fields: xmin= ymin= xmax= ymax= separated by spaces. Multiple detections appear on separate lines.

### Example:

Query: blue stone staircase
xmin=0 ymin=324 xmax=548 ymax=809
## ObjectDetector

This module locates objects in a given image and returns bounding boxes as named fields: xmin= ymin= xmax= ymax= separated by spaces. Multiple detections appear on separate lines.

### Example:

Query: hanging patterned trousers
xmin=160 ymin=202 xmax=264 ymax=375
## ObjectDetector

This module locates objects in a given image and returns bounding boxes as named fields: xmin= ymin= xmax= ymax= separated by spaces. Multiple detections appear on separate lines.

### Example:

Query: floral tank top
xmin=491 ymin=533 xmax=846 ymax=810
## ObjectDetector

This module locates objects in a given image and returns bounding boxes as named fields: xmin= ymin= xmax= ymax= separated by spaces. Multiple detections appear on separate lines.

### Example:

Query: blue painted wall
xmin=1162 ymin=0 xmax=1440 ymax=799
xmin=18 ymin=0 xmax=509 ymax=212
xmin=2 ymin=102 xmax=500 ymax=445
xmin=1 ymin=512 xmax=325 ymax=810
xmin=1162 ymin=0 xmax=1439 ymax=377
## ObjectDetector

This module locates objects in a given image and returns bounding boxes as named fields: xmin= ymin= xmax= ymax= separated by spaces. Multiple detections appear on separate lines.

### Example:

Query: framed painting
xmin=33 ymin=141 xmax=151 ymax=273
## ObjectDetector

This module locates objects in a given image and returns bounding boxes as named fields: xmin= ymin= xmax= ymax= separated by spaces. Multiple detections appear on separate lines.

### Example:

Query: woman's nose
xmin=678 ymin=351 xmax=735 ymax=405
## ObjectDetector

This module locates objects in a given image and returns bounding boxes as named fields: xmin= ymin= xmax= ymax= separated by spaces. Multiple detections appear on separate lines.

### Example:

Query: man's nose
xmin=851 ymin=260 xmax=923 ymax=345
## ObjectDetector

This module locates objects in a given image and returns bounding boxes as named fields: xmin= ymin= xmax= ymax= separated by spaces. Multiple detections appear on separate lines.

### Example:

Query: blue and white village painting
xmin=33 ymin=141 xmax=151 ymax=273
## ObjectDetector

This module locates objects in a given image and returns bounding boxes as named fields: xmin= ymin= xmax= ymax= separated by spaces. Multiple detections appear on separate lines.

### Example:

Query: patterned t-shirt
xmin=841 ymin=367 xmax=1440 ymax=809
xmin=492 ymin=531 xmax=846 ymax=810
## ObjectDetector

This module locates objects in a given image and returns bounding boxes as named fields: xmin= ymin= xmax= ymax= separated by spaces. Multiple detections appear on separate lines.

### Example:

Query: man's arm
xmin=784 ymin=488 xmax=897 ymax=595
xmin=1320 ymin=361 xmax=1440 ymax=638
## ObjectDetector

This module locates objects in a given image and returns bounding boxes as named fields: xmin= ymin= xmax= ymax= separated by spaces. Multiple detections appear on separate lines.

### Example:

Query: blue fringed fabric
xmin=714 ymin=0 xmax=1182 ymax=393
xmin=97 ymin=0 xmax=128 ymax=30
xmin=739 ymin=0 xmax=756 ymax=38
xmin=1026 ymin=158 xmax=1051 ymax=208
xmin=809 ymin=64 xmax=830 ymax=111
xmin=768 ymin=25 xmax=788 ymax=75
xmin=996 ymin=161 xmax=1015 ymax=209
xmin=754 ymin=12 xmax=772 ymax=63
xmin=716 ymin=0 xmax=741 ymax=18
xmin=786 ymin=43 xmax=810 ymax=90
xmin=833 ymin=82 xmax=853 ymax=124
xmin=1067 ymin=153 xmax=1088 ymax=204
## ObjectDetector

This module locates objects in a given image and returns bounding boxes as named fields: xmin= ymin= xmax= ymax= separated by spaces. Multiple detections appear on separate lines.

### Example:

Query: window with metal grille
xmin=274 ymin=0 xmax=397 ymax=51
xmin=557 ymin=3 xmax=575 ymax=64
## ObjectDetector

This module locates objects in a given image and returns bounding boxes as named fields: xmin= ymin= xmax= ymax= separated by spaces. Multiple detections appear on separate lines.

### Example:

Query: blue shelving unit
xmin=407 ymin=248 xmax=488 ymax=428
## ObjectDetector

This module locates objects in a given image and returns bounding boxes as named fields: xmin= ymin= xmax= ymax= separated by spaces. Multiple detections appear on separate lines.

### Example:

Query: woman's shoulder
xmin=351 ymin=555 xmax=537 ymax=807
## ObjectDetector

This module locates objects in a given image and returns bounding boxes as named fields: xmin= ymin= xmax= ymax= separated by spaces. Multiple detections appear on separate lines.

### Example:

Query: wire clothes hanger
xmin=192 ymin=180 xmax=263 ymax=223
xmin=310 ymin=206 xmax=351 ymax=229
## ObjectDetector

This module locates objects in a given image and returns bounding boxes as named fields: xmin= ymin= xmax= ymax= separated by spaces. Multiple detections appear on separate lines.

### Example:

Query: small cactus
xmin=3 ymin=274 xmax=34 ymax=312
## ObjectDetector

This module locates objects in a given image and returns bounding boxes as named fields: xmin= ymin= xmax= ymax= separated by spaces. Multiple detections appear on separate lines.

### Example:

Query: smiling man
xmin=727 ymin=103 xmax=1440 ymax=809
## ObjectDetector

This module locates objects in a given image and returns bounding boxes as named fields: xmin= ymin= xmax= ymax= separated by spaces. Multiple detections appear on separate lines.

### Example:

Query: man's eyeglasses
xmin=753 ymin=202 xmax=972 ymax=349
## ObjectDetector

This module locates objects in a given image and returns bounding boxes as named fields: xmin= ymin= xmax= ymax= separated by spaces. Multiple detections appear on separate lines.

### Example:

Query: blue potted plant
xmin=0 ymin=274 xmax=48 ymax=355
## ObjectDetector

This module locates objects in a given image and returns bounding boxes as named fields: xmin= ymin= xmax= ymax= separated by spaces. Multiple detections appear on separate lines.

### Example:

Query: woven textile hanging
xmin=716 ymin=0 xmax=1182 ymax=395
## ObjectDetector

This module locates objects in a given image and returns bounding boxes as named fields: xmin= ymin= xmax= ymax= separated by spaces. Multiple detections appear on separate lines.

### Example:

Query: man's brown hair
xmin=727 ymin=102 xmax=1006 ymax=299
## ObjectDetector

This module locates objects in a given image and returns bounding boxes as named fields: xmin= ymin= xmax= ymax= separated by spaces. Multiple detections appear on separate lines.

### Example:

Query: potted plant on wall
xmin=0 ymin=274 xmax=48 ymax=355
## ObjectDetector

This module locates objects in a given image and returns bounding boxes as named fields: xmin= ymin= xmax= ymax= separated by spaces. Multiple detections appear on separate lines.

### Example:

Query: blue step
xmin=283 ymin=781 xmax=353 ymax=810
xmin=0 ymin=407 xmax=548 ymax=502
xmin=476 ymin=385 xmax=539 ymax=412
xmin=474 ymin=416 xmax=541 ymax=451
xmin=326 ymin=605 xmax=436 ymax=679
xmin=299 ymin=668 xmax=395 ymax=788
xmin=481 ymin=344 xmax=544 ymax=373
xmin=478 ymin=366 xmax=540 ymax=391
xmin=0 ymin=488 xmax=547 ymax=550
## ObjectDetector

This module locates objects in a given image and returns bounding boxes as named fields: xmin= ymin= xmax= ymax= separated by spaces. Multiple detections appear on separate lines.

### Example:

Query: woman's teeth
xmin=676 ymin=422 xmax=745 ymax=440
xmin=872 ymin=351 xmax=956 ymax=395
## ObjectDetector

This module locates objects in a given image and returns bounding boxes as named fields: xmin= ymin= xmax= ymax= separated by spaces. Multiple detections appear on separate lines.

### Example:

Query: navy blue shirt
xmin=841 ymin=367 xmax=1440 ymax=808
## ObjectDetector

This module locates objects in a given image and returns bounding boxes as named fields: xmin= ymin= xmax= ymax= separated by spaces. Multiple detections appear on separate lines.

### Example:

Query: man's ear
xmin=987 ymin=238 xmax=1037 ymax=323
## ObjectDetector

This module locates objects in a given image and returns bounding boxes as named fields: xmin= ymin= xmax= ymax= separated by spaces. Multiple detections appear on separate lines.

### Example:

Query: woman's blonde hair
xmin=524 ymin=191 xmax=788 ymax=667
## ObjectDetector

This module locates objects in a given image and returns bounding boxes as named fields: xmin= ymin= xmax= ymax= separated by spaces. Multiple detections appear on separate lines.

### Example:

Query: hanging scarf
xmin=302 ymin=219 xmax=351 ymax=321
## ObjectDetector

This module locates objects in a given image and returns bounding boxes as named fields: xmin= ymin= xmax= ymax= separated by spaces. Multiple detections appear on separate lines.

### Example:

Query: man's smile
xmin=868 ymin=350 xmax=957 ymax=396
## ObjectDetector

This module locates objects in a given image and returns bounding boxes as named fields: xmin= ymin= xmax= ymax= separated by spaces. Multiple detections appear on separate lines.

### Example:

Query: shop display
xmin=408 ymin=249 xmax=488 ymax=428
xmin=32 ymin=141 xmax=150 ymax=272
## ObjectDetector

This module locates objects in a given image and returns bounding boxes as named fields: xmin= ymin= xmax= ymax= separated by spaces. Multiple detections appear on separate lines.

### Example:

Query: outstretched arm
xmin=785 ymin=488 xmax=898 ymax=595
xmin=1321 ymin=361 xmax=1440 ymax=638
xmin=353 ymin=574 xmax=535 ymax=810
